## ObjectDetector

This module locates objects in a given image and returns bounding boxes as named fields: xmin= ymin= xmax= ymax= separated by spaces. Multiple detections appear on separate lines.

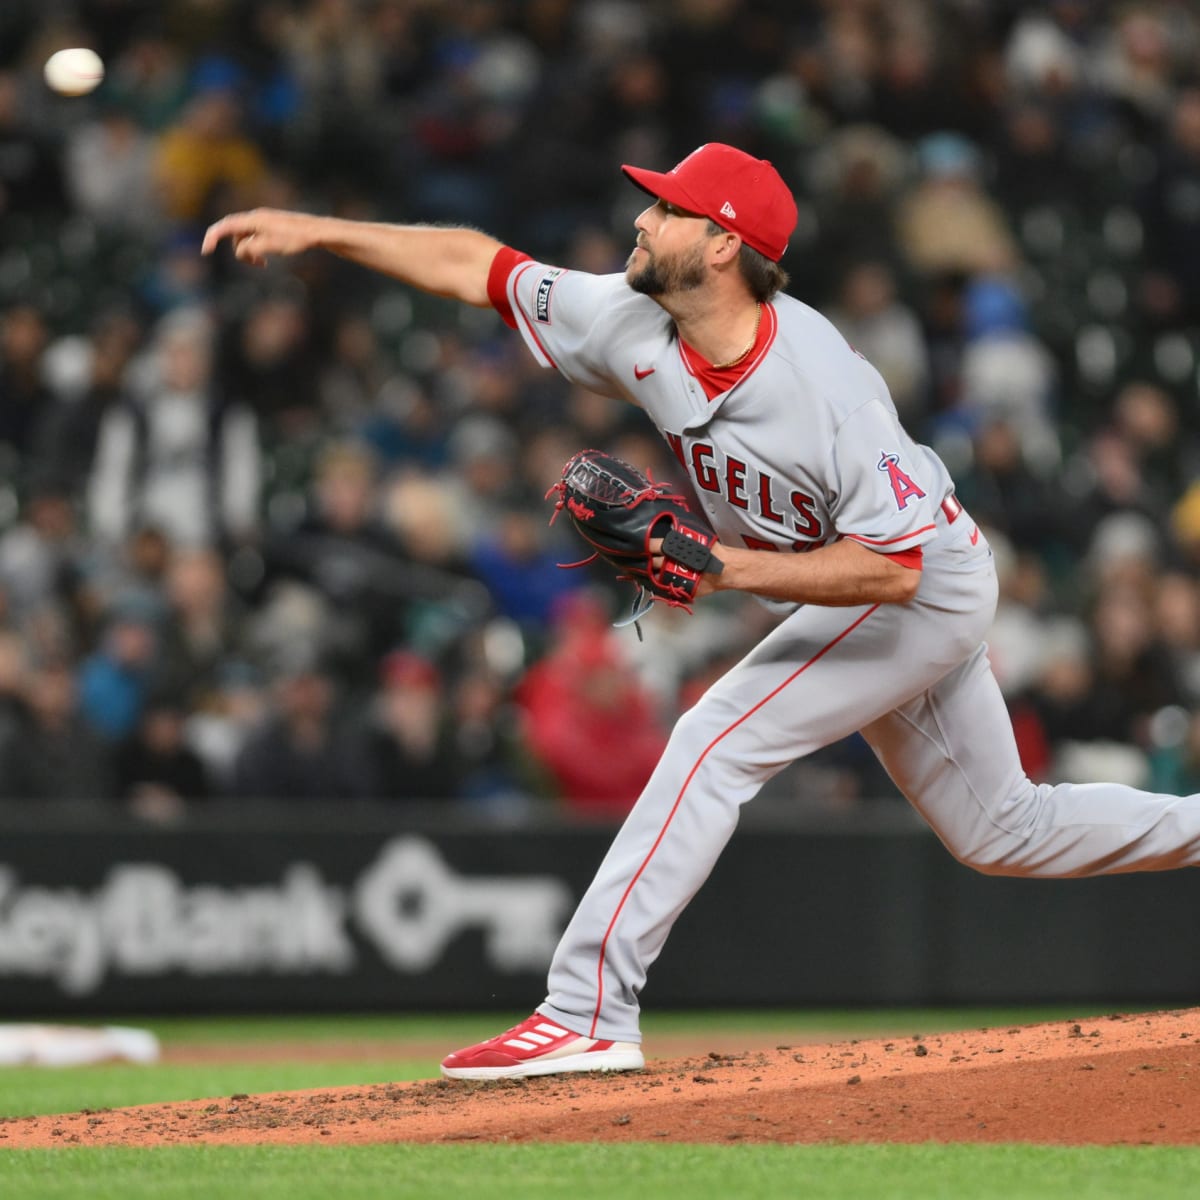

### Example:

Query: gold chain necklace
xmin=710 ymin=303 xmax=762 ymax=369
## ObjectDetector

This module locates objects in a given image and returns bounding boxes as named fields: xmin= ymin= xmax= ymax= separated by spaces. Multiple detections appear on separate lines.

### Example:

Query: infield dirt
xmin=2 ymin=1009 xmax=1198 ymax=1147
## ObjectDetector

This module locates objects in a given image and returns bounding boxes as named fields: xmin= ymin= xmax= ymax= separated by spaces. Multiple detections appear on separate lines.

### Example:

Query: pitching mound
xmin=2 ymin=1010 xmax=1199 ymax=1147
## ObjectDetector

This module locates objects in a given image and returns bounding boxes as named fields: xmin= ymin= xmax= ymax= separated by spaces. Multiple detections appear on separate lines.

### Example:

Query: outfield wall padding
xmin=0 ymin=805 xmax=1195 ymax=1012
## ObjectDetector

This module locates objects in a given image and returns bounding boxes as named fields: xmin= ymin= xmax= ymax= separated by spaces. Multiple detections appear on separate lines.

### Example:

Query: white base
xmin=0 ymin=1024 xmax=160 ymax=1067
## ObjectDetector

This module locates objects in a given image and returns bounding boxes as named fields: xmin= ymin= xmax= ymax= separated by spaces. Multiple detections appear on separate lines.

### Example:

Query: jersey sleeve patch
xmin=486 ymin=246 xmax=532 ymax=329
xmin=876 ymin=450 xmax=927 ymax=510
xmin=534 ymin=269 xmax=564 ymax=324
xmin=828 ymin=403 xmax=938 ymax=554
xmin=503 ymin=265 xmax=650 ymax=399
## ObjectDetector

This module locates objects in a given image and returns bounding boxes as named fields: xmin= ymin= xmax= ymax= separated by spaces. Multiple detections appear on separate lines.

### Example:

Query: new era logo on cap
xmin=621 ymin=143 xmax=798 ymax=262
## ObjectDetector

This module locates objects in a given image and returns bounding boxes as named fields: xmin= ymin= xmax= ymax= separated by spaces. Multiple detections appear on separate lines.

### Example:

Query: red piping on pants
xmin=589 ymin=603 xmax=882 ymax=1036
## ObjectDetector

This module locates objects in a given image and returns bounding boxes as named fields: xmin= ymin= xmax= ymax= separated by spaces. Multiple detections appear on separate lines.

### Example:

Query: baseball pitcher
xmin=204 ymin=143 xmax=1200 ymax=1081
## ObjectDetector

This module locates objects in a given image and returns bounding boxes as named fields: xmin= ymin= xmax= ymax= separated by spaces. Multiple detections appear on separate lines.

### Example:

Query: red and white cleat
xmin=440 ymin=1013 xmax=644 ymax=1080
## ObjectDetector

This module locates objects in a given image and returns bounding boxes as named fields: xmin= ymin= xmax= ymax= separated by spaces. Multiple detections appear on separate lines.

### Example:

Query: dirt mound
xmin=3 ymin=1009 xmax=1199 ymax=1147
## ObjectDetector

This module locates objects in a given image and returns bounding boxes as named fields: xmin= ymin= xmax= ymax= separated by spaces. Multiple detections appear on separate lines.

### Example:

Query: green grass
xmin=1 ymin=1144 xmax=1199 ymax=1200
xmin=0 ymin=1008 xmax=1189 ymax=1199
xmin=134 ymin=1003 xmax=1151 ymax=1045
xmin=0 ymin=1060 xmax=430 ymax=1120
xmin=0 ymin=1006 xmax=1157 ymax=1121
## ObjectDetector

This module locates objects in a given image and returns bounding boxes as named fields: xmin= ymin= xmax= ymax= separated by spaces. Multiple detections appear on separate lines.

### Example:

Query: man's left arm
xmin=680 ymin=398 xmax=936 ymax=606
xmin=705 ymin=397 xmax=942 ymax=606
xmin=695 ymin=536 xmax=920 ymax=606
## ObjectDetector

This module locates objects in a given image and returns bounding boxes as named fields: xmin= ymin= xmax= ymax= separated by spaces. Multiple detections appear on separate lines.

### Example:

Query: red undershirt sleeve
xmin=883 ymin=546 xmax=924 ymax=570
xmin=486 ymin=246 xmax=533 ymax=329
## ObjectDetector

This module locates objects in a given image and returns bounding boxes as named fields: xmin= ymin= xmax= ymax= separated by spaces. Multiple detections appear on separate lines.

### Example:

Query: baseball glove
xmin=548 ymin=448 xmax=723 ymax=625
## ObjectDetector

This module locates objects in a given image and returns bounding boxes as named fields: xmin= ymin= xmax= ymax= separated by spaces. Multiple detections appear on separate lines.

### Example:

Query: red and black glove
xmin=548 ymin=449 xmax=723 ymax=619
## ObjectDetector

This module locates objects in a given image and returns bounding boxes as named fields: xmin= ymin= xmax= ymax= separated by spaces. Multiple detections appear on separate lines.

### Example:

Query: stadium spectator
xmin=447 ymin=664 xmax=537 ymax=812
xmin=101 ymin=30 xmax=190 ymax=131
xmin=1086 ymin=574 xmax=1183 ymax=744
xmin=0 ymin=304 xmax=55 ymax=467
xmin=159 ymin=546 xmax=249 ymax=708
xmin=826 ymin=259 xmax=930 ymax=426
xmin=184 ymin=659 xmax=268 ymax=795
xmin=1139 ymin=86 xmax=1200 ymax=324
xmin=318 ymin=312 xmax=397 ymax=436
xmin=469 ymin=509 xmax=585 ymax=629
xmin=1094 ymin=7 xmax=1179 ymax=135
xmin=0 ymin=478 xmax=93 ymax=635
xmin=364 ymin=649 xmax=459 ymax=802
xmin=958 ymin=274 xmax=1060 ymax=467
xmin=261 ymin=441 xmax=430 ymax=670
xmin=0 ymin=70 xmax=67 ymax=219
xmin=1154 ymin=570 xmax=1200 ymax=704
xmin=443 ymin=415 xmax=523 ymax=547
xmin=514 ymin=597 xmax=668 ymax=818
xmin=217 ymin=291 xmax=322 ymax=447
xmin=804 ymin=124 xmax=907 ymax=299
xmin=230 ymin=647 xmax=371 ymax=801
xmin=0 ymin=1 xmax=1198 ymax=813
xmin=1150 ymin=710 xmax=1200 ymax=796
xmin=0 ymin=630 xmax=29 ymax=763
xmin=63 ymin=99 xmax=160 ymax=234
xmin=1003 ymin=1 xmax=1094 ymax=100
xmin=954 ymin=416 xmax=1078 ymax=562
xmin=87 ymin=307 xmax=261 ymax=548
xmin=895 ymin=132 xmax=1019 ymax=277
xmin=77 ymin=596 xmax=161 ymax=742
xmin=34 ymin=307 xmax=142 ymax=487
xmin=115 ymin=690 xmax=211 ymax=816
xmin=0 ymin=660 xmax=113 ymax=801
xmin=153 ymin=65 xmax=267 ymax=226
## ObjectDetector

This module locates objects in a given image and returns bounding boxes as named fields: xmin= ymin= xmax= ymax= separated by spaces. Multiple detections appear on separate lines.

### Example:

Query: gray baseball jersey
xmin=496 ymin=260 xmax=952 ymax=579
xmin=492 ymin=253 xmax=1200 ymax=1043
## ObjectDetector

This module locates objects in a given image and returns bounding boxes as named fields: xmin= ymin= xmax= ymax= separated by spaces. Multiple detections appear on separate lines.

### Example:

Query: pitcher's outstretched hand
xmin=202 ymin=209 xmax=320 ymax=266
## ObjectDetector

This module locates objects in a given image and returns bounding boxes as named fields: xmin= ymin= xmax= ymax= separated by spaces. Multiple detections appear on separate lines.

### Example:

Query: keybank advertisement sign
xmin=0 ymin=837 xmax=574 ymax=999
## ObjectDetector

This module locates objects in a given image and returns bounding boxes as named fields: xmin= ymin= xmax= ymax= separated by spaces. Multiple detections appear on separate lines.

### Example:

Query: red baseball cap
xmin=622 ymin=143 xmax=798 ymax=262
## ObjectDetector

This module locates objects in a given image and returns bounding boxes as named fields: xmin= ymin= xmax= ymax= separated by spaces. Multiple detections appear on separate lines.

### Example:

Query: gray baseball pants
xmin=538 ymin=511 xmax=1200 ymax=1043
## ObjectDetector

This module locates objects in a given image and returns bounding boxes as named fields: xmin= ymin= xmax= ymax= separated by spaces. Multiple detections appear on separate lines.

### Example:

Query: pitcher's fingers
xmin=233 ymin=235 xmax=265 ymax=267
xmin=202 ymin=213 xmax=252 ymax=255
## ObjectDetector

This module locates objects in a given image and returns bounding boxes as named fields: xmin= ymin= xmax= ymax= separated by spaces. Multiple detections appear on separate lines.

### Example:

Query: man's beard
xmin=626 ymin=242 xmax=706 ymax=296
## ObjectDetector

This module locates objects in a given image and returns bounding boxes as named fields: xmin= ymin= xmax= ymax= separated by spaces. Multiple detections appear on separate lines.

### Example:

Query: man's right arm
xmin=201 ymin=209 xmax=502 ymax=308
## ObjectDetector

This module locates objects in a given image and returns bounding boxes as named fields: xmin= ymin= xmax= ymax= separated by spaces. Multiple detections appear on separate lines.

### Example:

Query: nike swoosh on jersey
xmin=634 ymin=365 xmax=655 ymax=380
xmin=969 ymin=526 xmax=980 ymax=546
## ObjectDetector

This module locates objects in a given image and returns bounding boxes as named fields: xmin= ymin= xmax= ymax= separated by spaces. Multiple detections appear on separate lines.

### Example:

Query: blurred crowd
xmin=2 ymin=0 xmax=1200 ymax=820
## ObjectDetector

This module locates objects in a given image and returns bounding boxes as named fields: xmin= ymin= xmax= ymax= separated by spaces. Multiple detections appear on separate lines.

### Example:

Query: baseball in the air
xmin=44 ymin=48 xmax=105 ymax=97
